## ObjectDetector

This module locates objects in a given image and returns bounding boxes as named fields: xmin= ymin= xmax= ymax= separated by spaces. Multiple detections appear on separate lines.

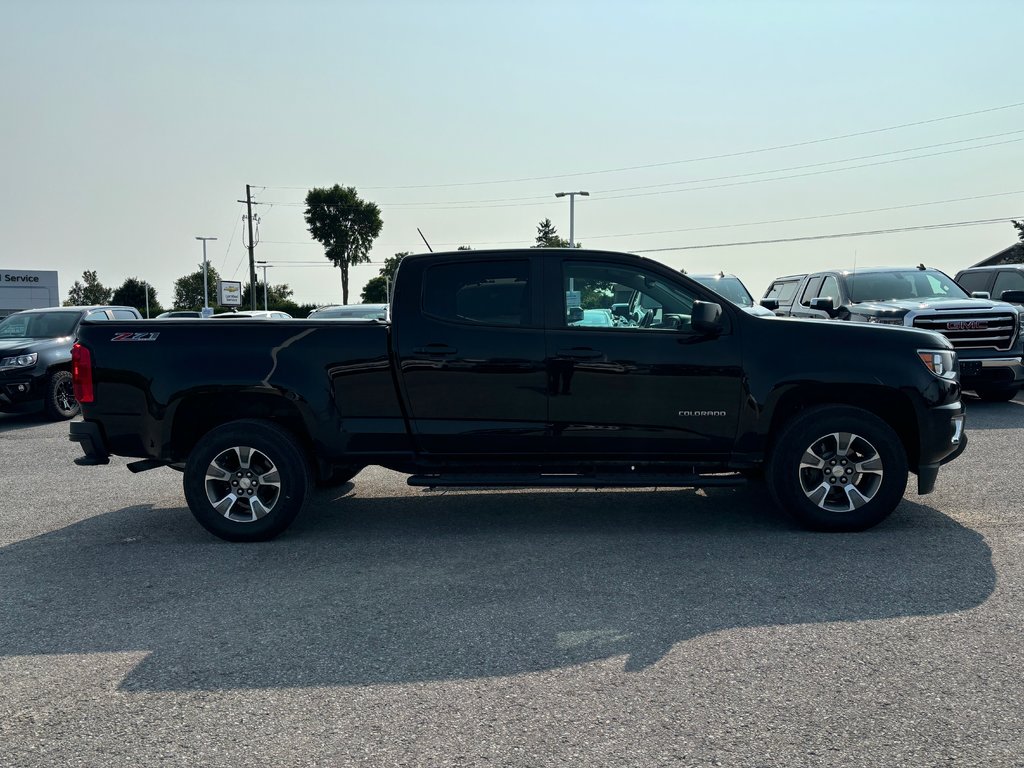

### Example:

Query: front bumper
xmin=69 ymin=420 xmax=110 ymax=465
xmin=0 ymin=373 xmax=44 ymax=411
xmin=958 ymin=356 xmax=1024 ymax=390
xmin=915 ymin=400 xmax=967 ymax=494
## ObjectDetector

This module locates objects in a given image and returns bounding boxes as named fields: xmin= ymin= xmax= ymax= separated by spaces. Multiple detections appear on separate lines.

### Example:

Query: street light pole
xmin=256 ymin=260 xmax=272 ymax=310
xmin=195 ymin=236 xmax=217 ymax=315
xmin=554 ymin=191 xmax=589 ymax=248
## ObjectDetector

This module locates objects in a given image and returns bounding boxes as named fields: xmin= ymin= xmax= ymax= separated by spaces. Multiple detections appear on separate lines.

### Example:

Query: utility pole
xmin=238 ymin=184 xmax=260 ymax=310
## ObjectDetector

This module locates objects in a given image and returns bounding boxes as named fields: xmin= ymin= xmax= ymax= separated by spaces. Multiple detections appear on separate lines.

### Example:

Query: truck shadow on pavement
xmin=0 ymin=410 xmax=51 ymax=433
xmin=0 ymin=486 xmax=995 ymax=692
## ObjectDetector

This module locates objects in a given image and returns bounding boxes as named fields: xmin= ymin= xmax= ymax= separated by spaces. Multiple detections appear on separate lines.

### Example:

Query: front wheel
xmin=44 ymin=370 xmax=80 ymax=420
xmin=183 ymin=419 xmax=312 ymax=542
xmin=767 ymin=406 xmax=908 ymax=532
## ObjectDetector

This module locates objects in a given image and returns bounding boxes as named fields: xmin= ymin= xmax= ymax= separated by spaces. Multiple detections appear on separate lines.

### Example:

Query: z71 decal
xmin=111 ymin=332 xmax=160 ymax=342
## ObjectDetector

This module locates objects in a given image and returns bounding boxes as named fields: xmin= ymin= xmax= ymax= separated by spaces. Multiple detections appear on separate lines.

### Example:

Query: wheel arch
xmin=766 ymin=384 xmax=920 ymax=469
xmin=168 ymin=391 xmax=318 ymax=473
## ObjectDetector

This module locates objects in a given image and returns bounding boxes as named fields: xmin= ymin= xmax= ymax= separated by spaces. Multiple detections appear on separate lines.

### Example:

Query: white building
xmin=0 ymin=269 xmax=60 ymax=317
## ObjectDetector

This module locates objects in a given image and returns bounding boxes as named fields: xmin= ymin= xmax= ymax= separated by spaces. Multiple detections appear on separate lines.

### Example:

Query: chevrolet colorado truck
xmin=70 ymin=249 xmax=967 ymax=541
xmin=760 ymin=266 xmax=1024 ymax=401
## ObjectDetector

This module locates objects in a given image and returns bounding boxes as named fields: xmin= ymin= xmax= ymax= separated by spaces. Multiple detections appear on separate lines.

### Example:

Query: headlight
xmin=866 ymin=316 xmax=905 ymax=326
xmin=0 ymin=352 xmax=37 ymax=369
xmin=918 ymin=349 xmax=957 ymax=379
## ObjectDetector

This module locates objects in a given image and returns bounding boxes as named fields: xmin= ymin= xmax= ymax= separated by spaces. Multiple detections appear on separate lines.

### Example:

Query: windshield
xmin=0 ymin=311 xmax=80 ymax=339
xmin=692 ymin=276 xmax=754 ymax=307
xmin=314 ymin=305 xmax=387 ymax=319
xmin=847 ymin=270 xmax=969 ymax=303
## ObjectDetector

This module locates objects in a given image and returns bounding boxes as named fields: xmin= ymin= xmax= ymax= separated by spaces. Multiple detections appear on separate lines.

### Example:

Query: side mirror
xmin=810 ymin=296 xmax=836 ymax=316
xmin=999 ymin=290 xmax=1024 ymax=304
xmin=971 ymin=291 xmax=991 ymax=299
xmin=691 ymin=301 xmax=723 ymax=335
xmin=760 ymin=298 xmax=780 ymax=311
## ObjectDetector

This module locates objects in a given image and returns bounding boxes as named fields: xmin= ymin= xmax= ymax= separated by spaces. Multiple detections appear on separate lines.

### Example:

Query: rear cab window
xmin=422 ymin=260 xmax=532 ymax=327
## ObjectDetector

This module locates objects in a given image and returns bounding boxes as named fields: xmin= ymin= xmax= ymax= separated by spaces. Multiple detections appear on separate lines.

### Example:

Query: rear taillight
xmin=71 ymin=343 xmax=94 ymax=403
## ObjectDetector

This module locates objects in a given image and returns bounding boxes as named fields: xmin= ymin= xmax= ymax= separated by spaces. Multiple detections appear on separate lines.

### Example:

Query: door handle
xmin=414 ymin=345 xmax=457 ymax=356
xmin=555 ymin=348 xmax=603 ymax=360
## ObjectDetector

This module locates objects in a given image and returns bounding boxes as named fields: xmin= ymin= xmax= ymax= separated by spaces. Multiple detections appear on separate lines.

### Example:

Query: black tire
xmin=183 ymin=419 xmax=312 ymax=542
xmin=767 ymin=405 xmax=908 ymax=532
xmin=43 ymin=370 xmax=80 ymax=420
xmin=973 ymin=386 xmax=1018 ymax=402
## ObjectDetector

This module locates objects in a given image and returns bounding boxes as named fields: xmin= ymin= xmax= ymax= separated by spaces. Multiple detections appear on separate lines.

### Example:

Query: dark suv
xmin=0 ymin=305 xmax=142 ymax=419
xmin=760 ymin=266 xmax=1024 ymax=401
xmin=954 ymin=264 xmax=1024 ymax=308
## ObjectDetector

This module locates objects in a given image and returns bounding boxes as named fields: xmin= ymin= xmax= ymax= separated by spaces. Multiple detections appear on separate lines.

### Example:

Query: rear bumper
xmin=69 ymin=420 xmax=110 ymax=465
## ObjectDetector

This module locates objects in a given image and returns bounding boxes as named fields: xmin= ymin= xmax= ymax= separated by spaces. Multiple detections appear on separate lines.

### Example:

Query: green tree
xmin=533 ymin=219 xmax=579 ymax=248
xmin=172 ymin=264 xmax=221 ymax=310
xmin=361 ymin=251 xmax=410 ymax=303
xmin=304 ymin=185 xmax=383 ymax=305
xmin=1013 ymin=220 xmax=1024 ymax=243
xmin=112 ymin=277 xmax=164 ymax=317
xmin=241 ymin=281 xmax=294 ymax=310
xmin=360 ymin=276 xmax=388 ymax=303
xmin=64 ymin=270 xmax=113 ymax=306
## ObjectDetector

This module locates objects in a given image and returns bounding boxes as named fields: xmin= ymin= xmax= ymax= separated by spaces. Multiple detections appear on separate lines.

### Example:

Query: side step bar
xmin=407 ymin=473 xmax=746 ymax=489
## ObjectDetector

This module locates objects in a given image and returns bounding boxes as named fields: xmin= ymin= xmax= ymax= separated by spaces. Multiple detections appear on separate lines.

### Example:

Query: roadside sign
xmin=218 ymin=281 xmax=242 ymax=306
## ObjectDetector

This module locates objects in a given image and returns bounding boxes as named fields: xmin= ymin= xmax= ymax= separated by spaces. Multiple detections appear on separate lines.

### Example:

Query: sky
xmin=4 ymin=0 xmax=1023 ymax=309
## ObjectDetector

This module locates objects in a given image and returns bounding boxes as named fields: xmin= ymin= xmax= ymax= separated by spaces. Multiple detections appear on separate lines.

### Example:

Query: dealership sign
xmin=218 ymin=280 xmax=242 ymax=306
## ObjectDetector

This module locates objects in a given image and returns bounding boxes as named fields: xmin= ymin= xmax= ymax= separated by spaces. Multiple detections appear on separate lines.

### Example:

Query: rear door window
xmin=423 ymin=260 xmax=532 ymax=327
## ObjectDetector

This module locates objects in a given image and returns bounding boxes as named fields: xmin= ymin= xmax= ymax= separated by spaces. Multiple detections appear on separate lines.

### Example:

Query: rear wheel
xmin=767 ymin=406 xmax=908 ymax=532
xmin=183 ymin=419 xmax=312 ymax=542
xmin=43 ymin=370 xmax=80 ymax=420
xmin=973 ymin=385 xmax=1018 ymax=402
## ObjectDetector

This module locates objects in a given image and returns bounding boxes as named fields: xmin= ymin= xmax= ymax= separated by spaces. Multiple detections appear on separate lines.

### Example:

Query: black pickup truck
xmin=70 ymin=249 xmax=967 ymax=540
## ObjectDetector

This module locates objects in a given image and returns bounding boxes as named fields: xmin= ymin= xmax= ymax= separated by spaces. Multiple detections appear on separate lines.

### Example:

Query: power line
xmin=632 ymin=216 xmax=1023 ymax=254
xmin=258 ymin=135 xmax=1024 ymax=211
xmin=256 ymin=189 xmax=1024 ymax=249
xmin=257 ymin=101 xmax=1024 ymax=191
xmin=420 ymin=138 xmax=1024 ymax=209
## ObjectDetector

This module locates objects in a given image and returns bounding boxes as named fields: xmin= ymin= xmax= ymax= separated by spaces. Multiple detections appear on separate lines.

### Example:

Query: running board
xmin=407 ymin=473 xmax=746 ymax=489
xmin=126 ymin=459 xmax=170 ymax=474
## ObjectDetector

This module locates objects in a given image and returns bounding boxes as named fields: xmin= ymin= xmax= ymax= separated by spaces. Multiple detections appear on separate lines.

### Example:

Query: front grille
xmin=913 ymin=311 xmax=1017 ymax=351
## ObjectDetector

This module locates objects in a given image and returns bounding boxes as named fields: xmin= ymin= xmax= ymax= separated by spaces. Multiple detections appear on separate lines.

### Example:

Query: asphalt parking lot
xmin=1 ymin=395 xmax=1023 ymax=767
